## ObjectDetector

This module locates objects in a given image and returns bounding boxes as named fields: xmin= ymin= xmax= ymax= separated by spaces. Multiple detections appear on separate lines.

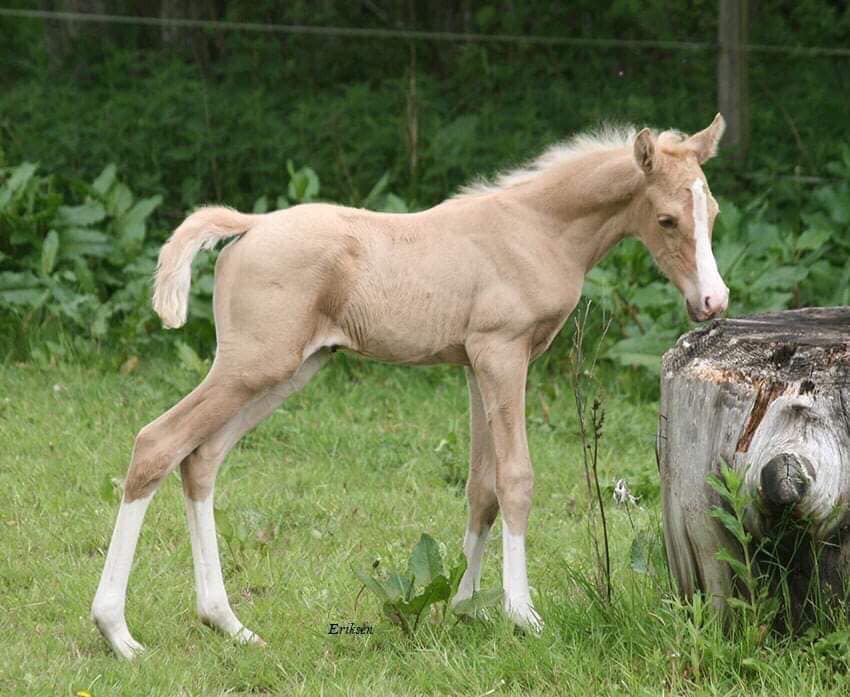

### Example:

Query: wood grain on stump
xmin=658 ymin=307 xmax=850 ymax=627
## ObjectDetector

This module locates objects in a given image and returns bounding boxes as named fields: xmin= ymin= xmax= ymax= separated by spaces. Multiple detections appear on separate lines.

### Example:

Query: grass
xmin=1 ymin=351 xmax=850 ymax=695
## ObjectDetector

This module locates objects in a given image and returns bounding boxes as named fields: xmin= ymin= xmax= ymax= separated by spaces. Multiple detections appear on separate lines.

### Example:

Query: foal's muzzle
xmin=687 ymin=288 xmax=729 ymax=322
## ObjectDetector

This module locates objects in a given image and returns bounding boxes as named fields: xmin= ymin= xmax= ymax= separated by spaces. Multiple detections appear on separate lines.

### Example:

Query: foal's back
xmin=214 ymin=199 xmax=519 ymax=367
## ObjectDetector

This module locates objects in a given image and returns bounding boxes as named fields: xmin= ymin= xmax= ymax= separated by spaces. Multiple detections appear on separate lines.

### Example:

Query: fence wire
xmin=2 ymin=7 xmax=850 ymax=57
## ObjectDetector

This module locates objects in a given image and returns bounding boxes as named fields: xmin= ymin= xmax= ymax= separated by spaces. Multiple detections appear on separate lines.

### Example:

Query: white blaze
xmin=690 ymin=178 xmax=727 ymax=307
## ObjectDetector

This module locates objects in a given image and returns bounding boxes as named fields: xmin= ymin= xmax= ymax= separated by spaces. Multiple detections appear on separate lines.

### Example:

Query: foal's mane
xmin=456 ymin=124 xmax=685 ymax=198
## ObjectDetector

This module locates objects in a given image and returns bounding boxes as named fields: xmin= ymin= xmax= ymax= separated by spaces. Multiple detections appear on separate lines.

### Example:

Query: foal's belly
xmin=336 ymin=277 xmax=472 ymax=366
xmin=340 ymin=304 xmax=472 ymax=366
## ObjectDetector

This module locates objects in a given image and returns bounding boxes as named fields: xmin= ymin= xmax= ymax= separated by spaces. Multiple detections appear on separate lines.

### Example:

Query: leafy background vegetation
xmin=1 ymin=1 xmax=849 ymax=387
xmin=1 ymin=1 xmax=850 ymax=694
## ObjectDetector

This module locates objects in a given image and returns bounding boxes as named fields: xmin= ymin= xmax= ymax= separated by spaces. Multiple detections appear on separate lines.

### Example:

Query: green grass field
xmin=2 ymin=354 xmax=850 ymax=695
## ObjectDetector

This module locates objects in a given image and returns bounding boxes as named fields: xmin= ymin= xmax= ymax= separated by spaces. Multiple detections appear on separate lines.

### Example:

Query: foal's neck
xmin=508 ymin=148 xmax=644 ymax=272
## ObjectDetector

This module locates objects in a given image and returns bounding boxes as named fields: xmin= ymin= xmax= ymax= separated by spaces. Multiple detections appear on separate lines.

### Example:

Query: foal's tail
xmin=153 ymin=206 xmax=257 ymax=329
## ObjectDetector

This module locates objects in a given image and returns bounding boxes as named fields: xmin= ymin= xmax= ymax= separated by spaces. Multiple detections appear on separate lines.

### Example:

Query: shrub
xmin=2 ymin=144 xmax=848 ymax=391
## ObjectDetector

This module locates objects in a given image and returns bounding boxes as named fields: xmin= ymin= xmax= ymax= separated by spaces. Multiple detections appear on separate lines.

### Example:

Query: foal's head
xmin=632 ymin=114 xmax=729 ymax=322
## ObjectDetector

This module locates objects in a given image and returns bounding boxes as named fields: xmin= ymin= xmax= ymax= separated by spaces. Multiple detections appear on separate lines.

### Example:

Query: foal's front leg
xmin=470 ymin=341 xmax=543 ymax=633
xmin=453 ymin=368 xmax=499 ymax=606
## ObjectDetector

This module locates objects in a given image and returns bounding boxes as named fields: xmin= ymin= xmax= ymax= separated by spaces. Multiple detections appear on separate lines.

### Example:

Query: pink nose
xmin=703 ymin=289 xmax=729 ymax=317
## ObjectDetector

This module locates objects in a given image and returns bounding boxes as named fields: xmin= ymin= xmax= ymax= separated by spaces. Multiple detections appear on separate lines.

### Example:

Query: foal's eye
xmin=657 ymin=215 xmax=677 ymax=230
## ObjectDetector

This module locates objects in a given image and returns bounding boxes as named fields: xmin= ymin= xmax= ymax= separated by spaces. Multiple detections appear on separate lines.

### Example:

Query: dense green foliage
xmin=1 ymin=2 xmax=849 ymax=385
xmin=3 ymin=149 xmax=849 ymax=391
xmin=0 ymin=0 xmax=850 ymax=386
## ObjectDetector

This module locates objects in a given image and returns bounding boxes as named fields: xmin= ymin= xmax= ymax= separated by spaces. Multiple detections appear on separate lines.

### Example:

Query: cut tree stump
xmin=658 ymin=307 xmax=850 ymax=628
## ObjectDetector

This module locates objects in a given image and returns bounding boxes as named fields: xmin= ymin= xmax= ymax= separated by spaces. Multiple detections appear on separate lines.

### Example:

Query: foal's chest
xmin=529 ymin=312 xmax=571 ymax=360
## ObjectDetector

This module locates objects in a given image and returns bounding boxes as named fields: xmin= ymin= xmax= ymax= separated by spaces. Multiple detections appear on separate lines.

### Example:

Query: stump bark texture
xmin=658 ymin=308 xmax=850 ymax=625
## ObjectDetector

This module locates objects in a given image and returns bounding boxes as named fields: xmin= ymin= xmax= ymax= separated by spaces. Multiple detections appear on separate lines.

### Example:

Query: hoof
xmin=104 ymin=630 xmax=145 ymax=660
xmin=505 ymin=597 xmax=544 ymax=635
xmin=235 ymin=626 xmax=266 ymax=646
xmin=92 ymin=611 xmax=145 ymax=660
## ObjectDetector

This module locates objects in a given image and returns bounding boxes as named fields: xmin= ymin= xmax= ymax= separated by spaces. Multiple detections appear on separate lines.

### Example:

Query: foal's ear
xmin=685 ymin=113 xmax=726 ymax=164
xmin=633 ymin=128 xmax=656 ymax=175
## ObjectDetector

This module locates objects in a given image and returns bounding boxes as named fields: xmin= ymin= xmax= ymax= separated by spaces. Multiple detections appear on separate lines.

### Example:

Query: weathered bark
xmin=659 ymin=307 xmax=850 ymax=628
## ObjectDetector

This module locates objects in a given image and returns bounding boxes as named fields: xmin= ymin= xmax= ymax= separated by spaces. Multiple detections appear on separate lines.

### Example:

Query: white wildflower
xmin=613 ymin=479 xmax=639 ymax=506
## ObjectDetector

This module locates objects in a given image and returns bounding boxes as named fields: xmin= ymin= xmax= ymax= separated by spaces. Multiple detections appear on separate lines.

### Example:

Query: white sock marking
xmin=454 ymin=525 xmax=490 ymax=603
xmin=91 ymin=494 xmax=153 ymax=659
xmin=185 ymin=494 xmax=261 ymax=643
xmin=502 ymin=527 xmax=543 ymax=632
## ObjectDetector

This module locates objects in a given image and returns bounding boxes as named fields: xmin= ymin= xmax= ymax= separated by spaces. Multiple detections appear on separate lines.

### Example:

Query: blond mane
xmin=456 ymin=125 xmax=685 ymax=198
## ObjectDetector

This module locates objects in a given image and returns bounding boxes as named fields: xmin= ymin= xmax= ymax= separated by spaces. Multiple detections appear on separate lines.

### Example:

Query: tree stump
xmin=658 ymin=307 xmax=850 ymax=627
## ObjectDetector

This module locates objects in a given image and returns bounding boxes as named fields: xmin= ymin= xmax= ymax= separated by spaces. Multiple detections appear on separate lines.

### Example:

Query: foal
xmin=92 ymin=115 xmax=729 ymax=658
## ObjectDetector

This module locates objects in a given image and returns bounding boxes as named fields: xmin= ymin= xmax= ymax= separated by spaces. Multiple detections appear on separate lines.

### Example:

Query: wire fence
xmin=2 ymin=7 xmax=850 ymax=57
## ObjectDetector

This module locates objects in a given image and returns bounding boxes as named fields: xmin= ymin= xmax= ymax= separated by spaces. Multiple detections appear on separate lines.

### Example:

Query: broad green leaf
xmin=796 ymin=227 xmax=831 ymax=252
xmin=813 ymin=185 xmax=850 ymax=224
xmin=409 ymin=533 xmax=443 ymax=588
xmin=56 ymin=202 xmax=106 ymax=227
xmin=107 ymin=183 xmax=134 ymax=217
xmin=716 ymin=548 xmax=750 ymax=579
xmin=92 ymin=164 xmax=117 ymax=195
xmin=2 ymin=162 xmax=38 ymax=198
xmin=353 ymin=568 xmax=390 ymax=601
xmin=381 ymin=193 xmax=408 ymax=213
xmin=0 ymin=288 xmax=48 ymax=307
xmin=630 ymin=283 xmax=672 ymax=309
xmin=253 ymin=195 xmax=268 ymax=214
xmin=116 ymin=195 xmax=162 ymax=254
xmin=382 ymin=601 xmax=408 ymax=628
xmin=710 ymin=508 xmax=744 ymax=540
xmin=715 ymin=197 xmax=742 ymax=237
xmin=402 ymin=575 xmax=452 ymax=616
xmin=288 ymin=165 xmax=320 ymax=203
xmin=41 ymin=229 xmax=59 ymax=276
xmin=73 ymin=258 xmax=97 ymax=294
xmin=0 ymin=271 xmax=41 ymax=290
xmin=91 ymin=303 xmax=113 ymax=338
xmin=452 ymin=588 xmax=503 ymax=618
xmin=382 ymin=573 xmax=412 ymax=603
xmin=421 ymin=575 xmax=451 ymax=604
xmin=607 ymin=351 xmax=662 ymax=371
xmin=61 ymin=227 xmax=111 ymax=259
xmin=364 ymin=171 xmax=390 ymax=207
xmin=706 ymin=474 xmax=731 ymax=501
xmin=725 ymin=596 xmax=755 ymax=612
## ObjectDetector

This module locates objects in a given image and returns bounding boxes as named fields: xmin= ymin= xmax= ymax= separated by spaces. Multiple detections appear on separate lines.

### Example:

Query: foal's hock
xmin=92 ymin=115 xmax=728 ymax=658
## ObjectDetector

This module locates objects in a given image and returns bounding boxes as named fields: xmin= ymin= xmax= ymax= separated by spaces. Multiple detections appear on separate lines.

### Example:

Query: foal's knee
xmin=123 ymin=426 xmax=176 ymax=502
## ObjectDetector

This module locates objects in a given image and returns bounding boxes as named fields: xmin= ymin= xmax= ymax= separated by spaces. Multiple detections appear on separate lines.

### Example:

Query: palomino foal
xmin=92 ymin=115 xmax=729 ymax=658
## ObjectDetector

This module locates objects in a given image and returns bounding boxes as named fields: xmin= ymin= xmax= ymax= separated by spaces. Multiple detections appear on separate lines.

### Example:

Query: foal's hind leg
xmin=452 ymin=368 xmax=499 ymax=606
xmin=179 ymin=350 xmax=328 ymax=644
xmin=91 ymin=367 xmax=270 ymax=659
